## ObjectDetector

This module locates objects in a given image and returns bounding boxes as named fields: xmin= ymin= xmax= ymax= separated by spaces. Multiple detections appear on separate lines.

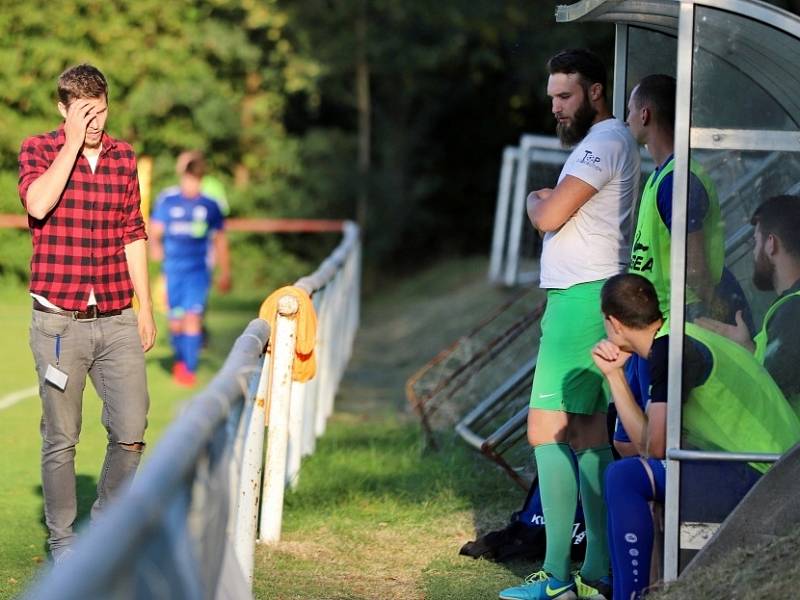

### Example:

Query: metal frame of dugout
xmin=459 ymin=133 xmax=791 ymax=497
xmin=556 ymin=0 xmax=800 ymax=582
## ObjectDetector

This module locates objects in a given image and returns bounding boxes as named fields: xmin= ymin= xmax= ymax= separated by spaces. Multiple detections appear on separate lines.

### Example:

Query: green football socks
xmin=535 ymin=442 xmax=578 ymax=581
xmin=576 ymin=445 xmax=614 ymax=581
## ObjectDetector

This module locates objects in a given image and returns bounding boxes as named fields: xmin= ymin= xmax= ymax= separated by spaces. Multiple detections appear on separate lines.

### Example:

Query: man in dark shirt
xmin=593 ymin=273 xmax=799 ymax=600
xmin=698 ymin=195 xmax=800 ymax=413
xmin=18 ymin=64 xmax=155 ymax=563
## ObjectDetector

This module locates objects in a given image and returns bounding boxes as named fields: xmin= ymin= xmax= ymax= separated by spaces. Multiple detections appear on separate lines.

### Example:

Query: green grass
xmin=0 ymin=283 xmax=263 ymax=599
xmin=1 ymin=256 xmax=541 ymax=599
xmin=252 ymin=256 xmax=540 ymax=599
xmin=251 ymin=416 xmax=532 ymax=600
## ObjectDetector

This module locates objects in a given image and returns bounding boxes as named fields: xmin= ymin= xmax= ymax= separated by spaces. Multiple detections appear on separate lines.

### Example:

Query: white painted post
xmin=286 ymin=381 xmax=306 ymax=488
xmin=258 ymin=295 xmax=299 ymax=543
xmin=314 ymin=288 xmax=330 ymax=438
xmin=233 ymin=352 xmax=270 ymax=583
xmin=302 ymin=294 xmax=323 ymax=457
xmin=301 ymin=377 xmax=317 ymax=458
xmin=321 ymin=275 xmax=338 ymax=422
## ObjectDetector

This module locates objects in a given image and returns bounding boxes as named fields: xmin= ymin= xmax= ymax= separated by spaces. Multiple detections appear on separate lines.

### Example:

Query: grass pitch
xmin=1 ymin=257 xmax=543 ymax=599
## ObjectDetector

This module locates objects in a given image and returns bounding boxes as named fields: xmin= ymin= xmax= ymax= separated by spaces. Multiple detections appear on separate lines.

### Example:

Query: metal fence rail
xmin=23 ymin=319 xmax=269 ymax=600
xmin=23 ymin=220 xmax=362 ymax=599
xmin=405 ymin=288 xmax=543 ymax=447
xmin=253 ymin=221 xmax=361 ymax=543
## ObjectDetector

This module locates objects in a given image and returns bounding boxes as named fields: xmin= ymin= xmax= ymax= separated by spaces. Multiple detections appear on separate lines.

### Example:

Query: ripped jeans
xmin=29 ymin=307 xmax=149 ymax=553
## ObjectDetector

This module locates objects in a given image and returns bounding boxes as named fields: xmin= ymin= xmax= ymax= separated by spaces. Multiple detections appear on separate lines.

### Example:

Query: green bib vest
xmin=680 ymin=323 xmax=800 ymax=473
xmin=630 ymin=158 xmax=724 ymax=318
xmin=753 ymin=291 xmax=800 ymax=362
xmin=753 ymin=290 xmax=800 ymax=415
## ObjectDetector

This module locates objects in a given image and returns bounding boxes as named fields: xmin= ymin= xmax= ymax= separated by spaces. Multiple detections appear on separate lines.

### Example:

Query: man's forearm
xmin=124 ymin=238 xmax=152 ymax=310
xmin=25 ymin=142 xmax=82 ymax=219
xmin=125 ymin=237 xmax=157 ymax=352
xmin=606 ymin=369 xmax=648 ymax=454
xmin=526 ymin=189 xmax=553 ymax=231
xmin=215 ymin=232 xmax=231 ymax=278
xmin=686 ymin=231 xmax=714 ymax=306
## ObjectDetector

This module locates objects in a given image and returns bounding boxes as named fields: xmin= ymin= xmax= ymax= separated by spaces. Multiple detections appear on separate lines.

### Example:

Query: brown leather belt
xmin=33 ymin=299 xmax=128 ymax=320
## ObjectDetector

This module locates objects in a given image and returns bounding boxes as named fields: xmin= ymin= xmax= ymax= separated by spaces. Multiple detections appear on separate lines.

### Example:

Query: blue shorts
xmin=165 ymin=269 xmax=210 ymax=319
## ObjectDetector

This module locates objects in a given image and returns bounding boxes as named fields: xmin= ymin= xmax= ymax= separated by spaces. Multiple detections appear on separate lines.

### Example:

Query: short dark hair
xmin=184 ymin=157 xmax=206 ymax=178
xmin=751 ymin=195 xmax=800 ymax=258
xmin=57 ymin=64 xmax=108 ymax=106
xmin=633 ymin=74 xmax=676 ymax=132
xmin=601 ymin=274 xmax=663 ymax=329
xmin=547 ymin=48 xmax=607 ymax=98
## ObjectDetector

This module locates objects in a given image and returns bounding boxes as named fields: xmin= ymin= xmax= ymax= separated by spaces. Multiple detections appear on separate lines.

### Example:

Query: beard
xmin=84 ymin=132 xmax=103 ymax=150
xmin=752 ymin=246 xmax=775 ymax=291
xmin=556 ymin=94 xmax=598 ymax=148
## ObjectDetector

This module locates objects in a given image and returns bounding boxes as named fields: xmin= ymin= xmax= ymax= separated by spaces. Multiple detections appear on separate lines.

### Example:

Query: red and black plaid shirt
xmin=18 ymin=125 xmax=147 ymax=311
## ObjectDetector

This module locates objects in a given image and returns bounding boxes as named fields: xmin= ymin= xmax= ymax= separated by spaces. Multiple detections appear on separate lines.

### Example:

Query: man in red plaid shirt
xmin=18 ymin=64 xmax=156 ymax=564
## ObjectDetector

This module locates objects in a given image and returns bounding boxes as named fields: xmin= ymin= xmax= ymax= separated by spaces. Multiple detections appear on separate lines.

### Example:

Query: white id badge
xmin=45 ymin=364 xmax=69 ymax=391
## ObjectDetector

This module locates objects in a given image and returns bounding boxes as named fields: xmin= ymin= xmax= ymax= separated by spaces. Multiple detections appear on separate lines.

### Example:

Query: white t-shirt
xmin=539 ymin=118 xmax=640 ymax=289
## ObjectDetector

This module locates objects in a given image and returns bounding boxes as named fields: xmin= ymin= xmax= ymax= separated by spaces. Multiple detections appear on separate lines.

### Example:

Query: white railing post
xmin=314 ymin=287 xmax=331 ymax=437
xmin=301 ymin=344 xmax=319 ymax=458
xmin=322 ymin=274 xmax=339 ymax=421
xmin=258 ymin=295 xmax=299 ymax=543
xmin=232 ymin=353 xmax=270 ymax=583
xmin=286 ymin=381 xmax=307 ymax=488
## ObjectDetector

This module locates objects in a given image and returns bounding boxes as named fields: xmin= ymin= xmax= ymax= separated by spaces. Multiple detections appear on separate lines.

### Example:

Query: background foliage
xmin=3 ymin=0 xmax=796 ymax=287
xmin=0 ymin=0 xmax=616 ymax=287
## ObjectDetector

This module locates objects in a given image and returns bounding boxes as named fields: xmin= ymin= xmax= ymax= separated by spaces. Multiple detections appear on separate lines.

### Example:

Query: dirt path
xmin=336 ymin=257 xmax=520 ymax=417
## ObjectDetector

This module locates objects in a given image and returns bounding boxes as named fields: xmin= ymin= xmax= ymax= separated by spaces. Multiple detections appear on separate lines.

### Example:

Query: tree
xmin=280 ymin=1 xmax=613 ymax=268
xmin=0 ymin=0 xmax=323 ymax=284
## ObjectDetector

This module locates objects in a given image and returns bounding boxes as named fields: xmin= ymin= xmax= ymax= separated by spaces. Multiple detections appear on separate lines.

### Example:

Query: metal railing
xmin=23 ymin=319 xmax=268 ymax=600
xmin=406 ymin=288 xmax=542 ymax=445
xmin=23 ymin=221 xmax=361 ymax=599
xmin=252 ymin=221 xmax=360 ymax=544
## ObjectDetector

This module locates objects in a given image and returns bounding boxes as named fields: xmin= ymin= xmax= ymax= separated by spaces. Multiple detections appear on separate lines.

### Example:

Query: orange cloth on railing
xmin=259 ymin=286 xmax=317 ymax=382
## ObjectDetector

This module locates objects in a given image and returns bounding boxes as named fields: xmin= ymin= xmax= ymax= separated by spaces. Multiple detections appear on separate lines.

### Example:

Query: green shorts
xmin=529 ymin=280 xmax=608 ymax=414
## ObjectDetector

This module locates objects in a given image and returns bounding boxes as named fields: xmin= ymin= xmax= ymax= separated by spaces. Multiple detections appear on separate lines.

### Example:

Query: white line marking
xmin=0 ymin=386 xmax=38 ymax=410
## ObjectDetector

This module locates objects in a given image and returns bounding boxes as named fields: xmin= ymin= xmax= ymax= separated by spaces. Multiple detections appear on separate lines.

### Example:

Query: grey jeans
xmin=29 ymin=307 xmax=149 ymax=552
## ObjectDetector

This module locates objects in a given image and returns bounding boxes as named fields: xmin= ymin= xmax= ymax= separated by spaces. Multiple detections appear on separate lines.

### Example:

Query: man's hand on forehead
xmin=64 ymin=99 xmax=97 ymax=149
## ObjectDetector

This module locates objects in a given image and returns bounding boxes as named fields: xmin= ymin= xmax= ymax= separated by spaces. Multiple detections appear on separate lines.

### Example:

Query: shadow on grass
xmin=274 ymin=414 xmax=539 ymax=598
xmin=284 ymin=417 xmax=524 ymax=521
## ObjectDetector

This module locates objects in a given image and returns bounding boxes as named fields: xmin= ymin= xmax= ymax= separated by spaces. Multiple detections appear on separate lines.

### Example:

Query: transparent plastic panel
xmin=676 ymin=6 xmax=800 ymax=568
xmin=626 ymin=27 xmax=677 ymax=103
xmin=675 ymin=145 xmax=800 ymax=568
xmin=691 ymin=7 xmax=800 ymax=130
xmin=680 ymin=7 xmax=800 ymax=566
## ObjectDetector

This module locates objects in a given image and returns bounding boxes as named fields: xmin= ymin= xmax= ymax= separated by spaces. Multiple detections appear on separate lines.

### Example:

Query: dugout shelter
xmin=557 ymin=0 xmax=800 ymax=581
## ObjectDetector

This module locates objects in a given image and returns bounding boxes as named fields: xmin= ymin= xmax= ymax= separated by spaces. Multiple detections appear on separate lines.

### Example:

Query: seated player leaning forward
xmin=591 ymin=273 xmax=800 ymax=600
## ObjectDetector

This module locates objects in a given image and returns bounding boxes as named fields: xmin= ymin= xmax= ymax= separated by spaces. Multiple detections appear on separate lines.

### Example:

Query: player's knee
xmin=118 ymin=441 xmax=145 ymax=453
xmin=184 ymin=312 xmax=203 ymax=334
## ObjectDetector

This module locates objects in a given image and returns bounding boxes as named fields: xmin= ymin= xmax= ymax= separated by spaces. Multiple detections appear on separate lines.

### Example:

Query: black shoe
xmin=459 ymin=521 xmax=546 ymax=562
